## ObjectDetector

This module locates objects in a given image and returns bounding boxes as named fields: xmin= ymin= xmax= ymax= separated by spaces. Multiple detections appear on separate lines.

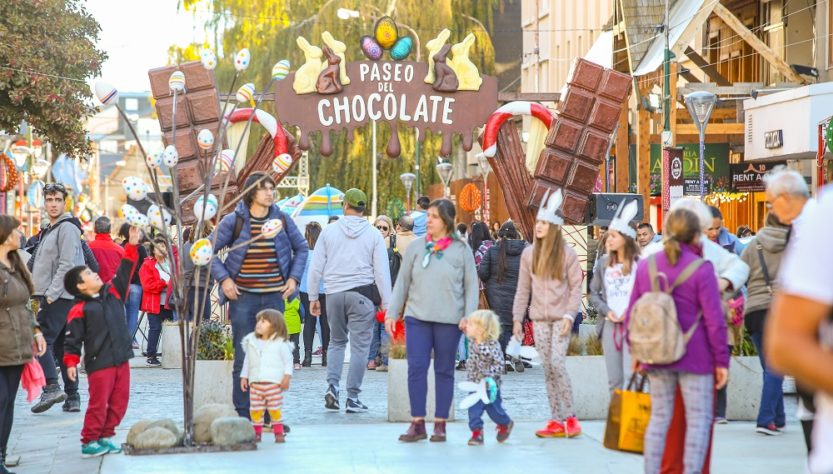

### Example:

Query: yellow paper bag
xmin=604 ymin=375 xmax=651 ymax=454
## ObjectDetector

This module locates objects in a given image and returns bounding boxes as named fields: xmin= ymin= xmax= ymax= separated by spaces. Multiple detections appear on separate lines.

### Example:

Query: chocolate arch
xmin=274 ymin=61 xmax=498 ymax=158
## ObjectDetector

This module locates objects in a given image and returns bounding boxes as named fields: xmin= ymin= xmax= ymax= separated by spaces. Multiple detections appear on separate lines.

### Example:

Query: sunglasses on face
xmin=44 ymin=183 xmax=66 ymax=198
xmin=376 ymin=225 xmax=389 ymax=231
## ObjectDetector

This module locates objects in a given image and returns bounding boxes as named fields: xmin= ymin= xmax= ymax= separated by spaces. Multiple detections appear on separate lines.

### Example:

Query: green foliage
xmin=0 ymin=0 xmax=107 ymax=157
xmin=733 ymin=331 xmax=758 ymax=357
xmin=179 ymin=0 xmax=501 ymax=200
xmin=197 ymin=320 xmax=232 ymax=360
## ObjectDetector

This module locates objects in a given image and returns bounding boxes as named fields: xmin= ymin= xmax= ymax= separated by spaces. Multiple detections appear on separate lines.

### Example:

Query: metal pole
xmin=663 ymin=0 xmax=671 ymax=132
xmin=415 ymin=136 xmax=421 ymax=199
xmin=699 ymin=129 xmax=706 ymax=200
xmin=372 ymin=120 xmax=377 ymax=218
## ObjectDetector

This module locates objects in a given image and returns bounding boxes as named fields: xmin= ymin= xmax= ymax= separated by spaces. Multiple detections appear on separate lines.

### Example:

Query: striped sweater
xmin=235 ymin=215 xmax=285 ymax=292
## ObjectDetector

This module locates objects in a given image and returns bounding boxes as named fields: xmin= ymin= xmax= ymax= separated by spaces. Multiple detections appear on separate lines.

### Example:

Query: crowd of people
xmin=0 ymin=166 xmax=831 ymax=473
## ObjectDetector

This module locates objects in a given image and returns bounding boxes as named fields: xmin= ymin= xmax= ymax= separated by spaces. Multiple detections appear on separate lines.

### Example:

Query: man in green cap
xmin=307 ymin=188 xmax=392 ymax=413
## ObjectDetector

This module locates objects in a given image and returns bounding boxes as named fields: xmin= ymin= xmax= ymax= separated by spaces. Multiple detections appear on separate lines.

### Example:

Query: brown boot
xmin=398 ymin=419 xmax=427 ymax=442
xmin=430 ymin=420 xmax=446 ymax=442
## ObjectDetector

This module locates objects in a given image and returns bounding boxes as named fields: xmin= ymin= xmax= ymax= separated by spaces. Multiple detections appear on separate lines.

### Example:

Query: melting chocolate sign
xmin=274 ymin=61 xmax=497 ymax=158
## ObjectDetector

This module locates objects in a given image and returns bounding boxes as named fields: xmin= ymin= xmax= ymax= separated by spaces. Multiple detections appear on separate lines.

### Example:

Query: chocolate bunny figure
xmin=432 ymin=44 xmax=459 ymax=93
xmin=316 ymin=45 xmax=343 ymax=95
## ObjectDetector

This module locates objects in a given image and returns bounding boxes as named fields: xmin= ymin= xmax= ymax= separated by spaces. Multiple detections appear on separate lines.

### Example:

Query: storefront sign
xmin=731 ymin=161 xmax=786 ymax=192
xmin=650 ymin=144 xmax=730 ymax=195
xmin=764 ymin=130 xmax=783 ymax=149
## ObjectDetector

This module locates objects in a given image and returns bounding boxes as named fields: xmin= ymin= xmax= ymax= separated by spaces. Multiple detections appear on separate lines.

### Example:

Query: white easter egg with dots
xmin=197 ymin=129 xmax=214 ymax=151
xmin=146 ymin=151 xmax=163 ymax=169
xmin=234 ymin=49 xmax=251 ymax=71
xmin=163 ymin=145 xmax=179 ymax=167
xmin=121 ymin=176 xmax=147 ymax=201
xmin=147 ymin=205 xmax=172 ymax=229
xmin=200 ymin=50 xmax=217 ymax=70
xmin=194 ymin=194 xmax=219 ymax=221
xmin=190 ymin=238 xmax=214 ymax=266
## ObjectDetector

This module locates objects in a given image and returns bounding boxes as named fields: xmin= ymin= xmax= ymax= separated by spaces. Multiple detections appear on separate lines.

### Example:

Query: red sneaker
xmin=565 ymin=416 xmax=582 ymax=438
xmin=273 ymin=423 xmax=286 ymax=443
xmin=253 ymin=425 xmax=262 ymax=443
xmin=467 ymin=429 xmax=484 ymax=446
xmin=535 ymin=420 xmax=566 ymax=438
xmin=496 ymin=420 xmax=514 ymax=443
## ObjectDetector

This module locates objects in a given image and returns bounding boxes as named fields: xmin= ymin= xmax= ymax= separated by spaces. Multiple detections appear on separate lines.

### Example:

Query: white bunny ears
xmin=536 ymin=187 xmax=565 ymax=226
xmin=458 ymin=378 xmax=498 ymax=409
xmin=609 ymin=198 xmax=639 ymax=239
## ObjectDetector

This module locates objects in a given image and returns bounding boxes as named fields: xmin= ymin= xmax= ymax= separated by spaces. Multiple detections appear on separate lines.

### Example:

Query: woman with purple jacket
xmin=625 ymin=208 xmax=729 ymax=474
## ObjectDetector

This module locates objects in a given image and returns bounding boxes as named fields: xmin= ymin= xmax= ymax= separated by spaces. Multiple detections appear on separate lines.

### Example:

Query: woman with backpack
xmin=740 ymin=213 xmax=790 ymax=435
xmin=478 ymin=221 xmax=527 ymax=372
xmin=512 ymin=189 xmax=584 ymax=438
xmin=589 ymin=200 xmax=640 ymax=393
xmin=625 ymin=208 xmax=729 ymax=474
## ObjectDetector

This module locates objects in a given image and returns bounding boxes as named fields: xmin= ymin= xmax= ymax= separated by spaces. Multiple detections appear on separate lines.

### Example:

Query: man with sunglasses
xmin=29 ymin=183 xmax=85 ymax=413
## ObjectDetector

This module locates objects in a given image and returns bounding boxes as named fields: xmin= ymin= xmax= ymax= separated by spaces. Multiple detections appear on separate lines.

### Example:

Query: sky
xmin=85 ymin=0 xmax=210 ymax=92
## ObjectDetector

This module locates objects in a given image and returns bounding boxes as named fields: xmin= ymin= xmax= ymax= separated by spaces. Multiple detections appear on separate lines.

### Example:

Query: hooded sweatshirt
xmin=478 ymin=239 xmax=528 ymax=325
xmin=306 ymin=215 xmax=392 ymax=309
xmin=31 ymin=212 xmax=85 ymax=301
xmin=740 ymin=225 xmax=789 ymax=314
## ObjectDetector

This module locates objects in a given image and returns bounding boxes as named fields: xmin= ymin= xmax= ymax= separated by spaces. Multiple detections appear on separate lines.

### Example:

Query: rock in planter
xmin=161 ymin=322 xmax=182 ymax=369
xmin=133 ymin=426 xmax=178 ymax=450
xmin=147 ymin=418 xmax=183 ymax=444
xmin=210 ymin=417 xmax=255 ymax=446
xmin=194 ymin=403 xmax=237 ymax=444
xmin=126 ymin=420 xmax=154 ymax=446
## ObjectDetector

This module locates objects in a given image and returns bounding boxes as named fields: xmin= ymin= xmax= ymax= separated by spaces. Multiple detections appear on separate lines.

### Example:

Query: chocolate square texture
xmin=557 ymin=87 xmax=596 ymax=123
xmin=566 ymin=59 xmax=604 ymax=92
xmin=566 ymin=160 xmax=600 ymax=193
xmin=545 ymin=116 xmax=584 ymax=152
xmin=535 ymin=147 xmax=575 ymax=185
xmin=587 ymin=98 xmax=621 ymax=134
xmin=179 ymin=62 xmax=215 ymax=92
xmin=188 ymin=89 xmax=222 ymax=125
xmin=577 ymin=129 xmax=610 ymax=165
xmin=162 ymin=128 xmax=198 ymax=161
xmin=562 ymin=190 xmax=590 ymax=224
xmin=155 ymin=95 xmax=189 ymax=132
xmin=598 ymin=69 xmax=633 ymax=103
xmin=526 ymin=179 xmax=562 ymax=210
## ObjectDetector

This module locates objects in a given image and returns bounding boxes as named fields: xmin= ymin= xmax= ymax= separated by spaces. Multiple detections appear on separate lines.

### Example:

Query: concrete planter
xmin=726 ymin=356 xmax=763 ymax=421
xmin=194 ymin=360 xmax=234 ymax=410
xmin=565 ymin=356 xmax=609 ymax=420
xmin=161 ymin=322 xmax=182 ymax=369
xmin=387 ymin=359 xmax=455 ymax=422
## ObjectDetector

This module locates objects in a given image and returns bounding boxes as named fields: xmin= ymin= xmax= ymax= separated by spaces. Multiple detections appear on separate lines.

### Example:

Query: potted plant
xmin=194 ymin=320 xmax=234 ymax=409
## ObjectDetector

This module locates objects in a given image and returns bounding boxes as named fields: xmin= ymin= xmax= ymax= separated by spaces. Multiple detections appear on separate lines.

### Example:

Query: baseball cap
xmin=344 ymin=188 xmax=367 ymax=207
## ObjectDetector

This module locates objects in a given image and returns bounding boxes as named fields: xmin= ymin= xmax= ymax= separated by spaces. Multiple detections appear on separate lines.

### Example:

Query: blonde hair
xmin=255 ymin=309 xmax=288 ymax=341
xmin=466 ymin=310 xmax=501 ymax=342
xmin=532 ymin=222 xmax=566 ymax=281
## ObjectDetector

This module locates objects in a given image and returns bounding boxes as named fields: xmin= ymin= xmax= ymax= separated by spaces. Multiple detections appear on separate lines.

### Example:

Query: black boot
xmin=302 ymin=350 xmax=312 ymax=367
xmin=0 ymin=447 xmax=15 ymax=474
xmin=321 ymin=350 xmax=327 ymax=367
xmin=31 ymin=383 xmax=66 ymax=414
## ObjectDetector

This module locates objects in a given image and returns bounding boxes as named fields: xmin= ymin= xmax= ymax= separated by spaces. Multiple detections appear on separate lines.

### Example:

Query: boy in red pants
xmin=63 ymin=226 xmax=141 ymax=458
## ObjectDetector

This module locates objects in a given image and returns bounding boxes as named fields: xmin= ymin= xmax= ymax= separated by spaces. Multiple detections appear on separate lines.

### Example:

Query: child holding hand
xmin=461 ymin=310 xmax=514 ymax=446
xmin=240 ymin=309 xmax=294 ymax=443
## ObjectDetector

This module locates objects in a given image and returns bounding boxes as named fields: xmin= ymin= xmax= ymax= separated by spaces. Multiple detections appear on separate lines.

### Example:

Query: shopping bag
xmin=604 ymin=374 xmax=651 ymax=454
xmin=522 ymin=318 xmax=535 ymax=346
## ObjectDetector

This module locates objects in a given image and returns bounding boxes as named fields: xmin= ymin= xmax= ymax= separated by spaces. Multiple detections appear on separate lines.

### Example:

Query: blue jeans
xmin=750 ymin=331 xmax=785 ymax=427
xmin=405 ymin=317 xmax=460 ymax=419
xmin=468 ymin=389 xmax=512 ymax=430
xmin=187 ymin=286 xmax=212 ymax=322
xmin=146 ymin=308 xmax=173 ymax=356
xmin=457 ymin=335 xmax=468 ymax=361
xmin=229 ymin=291 xmax=285 ymax=417
xmin=368 ymin=322 xmax=389 ymax=364
xmin=125 ymin=283 xmax=142 ymax=342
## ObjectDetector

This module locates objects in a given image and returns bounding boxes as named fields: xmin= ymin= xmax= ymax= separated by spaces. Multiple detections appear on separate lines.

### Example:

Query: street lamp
xmin=684 ymin=91 xmax=717 ymax=200
xmin=400 ymin=172 xmax=416 ymax=211
xmin=435 ymin=161 xmax=453 ymax=198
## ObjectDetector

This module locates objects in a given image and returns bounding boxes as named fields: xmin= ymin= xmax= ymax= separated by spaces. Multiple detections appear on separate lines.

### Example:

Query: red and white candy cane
xmin=482 ymin=101 xmax=553 ymax=158
xmin=225 ymin=108 xmax=294 ymax=173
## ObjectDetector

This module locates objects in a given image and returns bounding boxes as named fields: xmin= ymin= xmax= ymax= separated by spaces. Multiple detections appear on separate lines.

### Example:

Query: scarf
xmin=422 ymin=234 xmax=455 ymax=268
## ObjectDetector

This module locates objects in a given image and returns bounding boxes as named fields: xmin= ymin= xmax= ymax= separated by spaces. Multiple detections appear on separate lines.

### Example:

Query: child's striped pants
xmin=249 ymin=382 xmax=283 ymax=425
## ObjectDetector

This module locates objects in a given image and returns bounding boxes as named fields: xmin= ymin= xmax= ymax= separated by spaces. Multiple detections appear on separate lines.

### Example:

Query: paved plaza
xmin=8 ymin=354 xmax=808 ymax=474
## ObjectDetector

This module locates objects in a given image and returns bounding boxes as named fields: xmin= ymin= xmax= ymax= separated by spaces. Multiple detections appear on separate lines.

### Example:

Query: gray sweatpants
xmin=601 ymin=321 xmax=632 ymax=393
xmin=325 ymin=291 xmax=376 ymax=399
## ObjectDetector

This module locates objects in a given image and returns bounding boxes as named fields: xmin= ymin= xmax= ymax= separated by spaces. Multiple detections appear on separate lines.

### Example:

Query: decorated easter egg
xmin=374 ymin=16 xmax=398 ymax=49
xmin=197 ymin=129 xmax=214 ymax=152
xmin=360 ymin=36 xmax=383 ymax=61
xmin=193 ymin=194 xmax=219 ymax=221
xmin=163 ymin=145 xmax=179 ymax=167
xmin=234 ymin=48 xmax=251 ymax=71
xmin=147 ymin=204 xmax=172 ymax=229
xmin=189 ymin=238 xmax=214 ymax=266
xmin=200 ymin=49 xmax=217 ymax=70
xmin=272 ymin=153 xmax=293 ymax=174
xmin=121 ymin=176 xmax=148 ymax=201
xmin=120 ymin=203 xmax=139 ymax=219
xmin=216 ymin=149 xmax=234 ymax=173
xmin=236 ymin=83 xmax=256 ymax=104
xmin=169 ymin=71 xmax=186 ymax=92
xmin=134 ymin=214 xmax=149 ymax=229
xmin=94 ymin=82 xmax=118 ymax=106
xmin=272 ymin=60 xmax=290 ymax=81
xmin=261 ymin=218 xmax=283 ymax=239
xmin=390 ymin=36 xmax=413 ymax=61
xmin=146 ymin=151 xmax=163 ymax=169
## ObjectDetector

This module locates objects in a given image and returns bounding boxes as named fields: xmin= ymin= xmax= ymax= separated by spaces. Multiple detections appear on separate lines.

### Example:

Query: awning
xmin=633 ymin=0 xmax=713 ymax=76
xmin=584 ymin=31 xmax=613 ymax=69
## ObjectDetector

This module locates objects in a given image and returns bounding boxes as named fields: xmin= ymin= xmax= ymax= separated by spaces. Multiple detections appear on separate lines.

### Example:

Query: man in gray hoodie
xmin=307 ymin=188 xmax=391 ymax=413
xmin=30 ymin=183 xmax=85 ymax=413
